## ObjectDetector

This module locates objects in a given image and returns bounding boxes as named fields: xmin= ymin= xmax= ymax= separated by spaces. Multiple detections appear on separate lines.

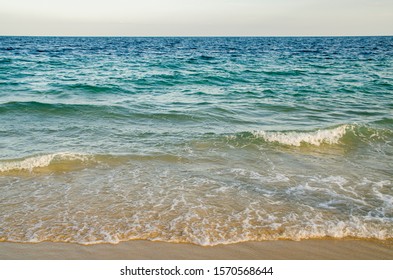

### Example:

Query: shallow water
xmin=0 ymin=37 xmax=392 ymax=245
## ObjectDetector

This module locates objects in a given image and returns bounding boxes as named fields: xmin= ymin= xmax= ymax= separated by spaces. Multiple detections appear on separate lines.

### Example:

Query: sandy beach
xmin=1 ymin=239 xmax=392 ymax=260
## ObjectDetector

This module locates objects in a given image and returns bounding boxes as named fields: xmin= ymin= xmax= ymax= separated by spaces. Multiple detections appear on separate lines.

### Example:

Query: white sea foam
xmin=229 ymin=168 xmax=290 ymax=183
xmin=253 ymin=125 xmax=349 ymax=146
xmin=0 ymin=152 xmax=91 ymax=172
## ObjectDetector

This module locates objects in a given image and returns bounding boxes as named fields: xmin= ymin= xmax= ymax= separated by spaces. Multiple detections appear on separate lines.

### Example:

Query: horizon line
xmin=1 ymin=34 xmax=392 ymax=38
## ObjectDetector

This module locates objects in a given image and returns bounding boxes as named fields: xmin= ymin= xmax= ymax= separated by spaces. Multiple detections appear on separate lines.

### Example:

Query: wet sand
xmin=1 ymin=239 xmax=393 ymax=260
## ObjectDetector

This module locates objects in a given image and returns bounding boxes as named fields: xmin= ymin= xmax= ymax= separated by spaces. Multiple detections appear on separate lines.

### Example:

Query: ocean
xmin=0 ymin=36 xmax=392 ymax=245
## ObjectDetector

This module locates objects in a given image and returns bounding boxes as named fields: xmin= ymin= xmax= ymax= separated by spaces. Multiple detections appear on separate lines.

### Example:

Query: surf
xmin=249 ymin=124 xmax=393 ymax=147
xmin=0 ymin=153 xmax=95 ymax=173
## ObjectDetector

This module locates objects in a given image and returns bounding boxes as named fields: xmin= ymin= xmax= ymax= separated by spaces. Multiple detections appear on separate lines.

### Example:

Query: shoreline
xmin=1 ymin=239 xmax=393 ymax=260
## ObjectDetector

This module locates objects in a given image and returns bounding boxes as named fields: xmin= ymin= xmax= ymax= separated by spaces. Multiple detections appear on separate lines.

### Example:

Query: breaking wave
xmin=0 ymin=153 xmax=94 ymax=173
xmin=251 ymin=124 xmax=392 ymax=147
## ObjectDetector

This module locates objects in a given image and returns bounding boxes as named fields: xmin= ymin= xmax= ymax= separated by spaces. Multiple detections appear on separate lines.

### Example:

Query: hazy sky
xmin=0 ymin=0 xmax=392 ymax=36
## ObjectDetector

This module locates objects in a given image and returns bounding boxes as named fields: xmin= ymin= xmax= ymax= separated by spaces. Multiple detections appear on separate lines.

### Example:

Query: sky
xmin=0 ymin=0 xmax=392 ymax=36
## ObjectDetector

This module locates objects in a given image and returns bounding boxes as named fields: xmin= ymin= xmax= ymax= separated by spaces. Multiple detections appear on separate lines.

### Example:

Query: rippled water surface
xmin=0 ymin=37 xmax=392 ymax=244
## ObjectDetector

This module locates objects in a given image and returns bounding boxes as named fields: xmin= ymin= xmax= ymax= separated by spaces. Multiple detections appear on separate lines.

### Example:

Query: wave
xmin=252 ymin=125 xmax=348 ymax=146
xmin=0 ymin=101 xmax=88 ymax=112
xmin=0 ymin=101 xmax=207 ymax=122
xmin=62 ymin=83 xmax=128 ymax=94
xmin=261 ymin=69 xmax=307 ymax=77
xmin=249 ymin=124 xmax=392 ymax=147
xmin=0 ymin=152 xmax=188 ymax=174
xmin=0 ymin=101 xmax=132 ymax=119
xmin=0 ymin=153 xmax=94 ymax=173
xmin=0 ymin=100 xmax=117 ymax=111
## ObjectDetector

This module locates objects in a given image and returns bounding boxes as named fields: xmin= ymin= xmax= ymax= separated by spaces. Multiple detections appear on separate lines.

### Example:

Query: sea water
xmin=0 ymin=36 xmax=392 ymax=245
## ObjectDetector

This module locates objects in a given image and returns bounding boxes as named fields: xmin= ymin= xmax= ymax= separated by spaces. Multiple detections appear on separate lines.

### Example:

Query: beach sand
xmin=1 ymin=239 xmax=392 ymax=260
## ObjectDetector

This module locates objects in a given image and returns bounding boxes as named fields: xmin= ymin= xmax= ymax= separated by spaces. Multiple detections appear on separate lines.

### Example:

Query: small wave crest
xmin=251 ymin=124 xmax=392 ymax=147
xmin=0 ymin=153 xmax=93 ymax=173
xmin=253 ymin=125 xmax=348 ymax=146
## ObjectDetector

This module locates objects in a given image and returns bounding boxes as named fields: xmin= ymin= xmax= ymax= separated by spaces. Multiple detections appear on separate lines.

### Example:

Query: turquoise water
xmin=0 ymin=37 xmax=392 ymax=245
